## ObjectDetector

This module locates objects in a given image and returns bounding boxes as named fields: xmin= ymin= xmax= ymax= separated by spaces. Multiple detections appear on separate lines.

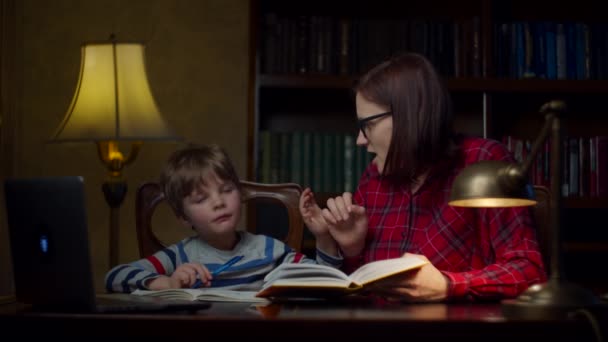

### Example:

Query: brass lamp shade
xmin=449 ymin=160 xmax=536 ymax=207
xmin=51 ymin=42 xmax=178 ymax=142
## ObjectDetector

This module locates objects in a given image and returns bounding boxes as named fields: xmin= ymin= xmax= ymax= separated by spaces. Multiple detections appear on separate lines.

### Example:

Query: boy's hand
xmin=171 ymin=263 xmax=212 ymax=288
xmin=147 ymin=263 xmax=212 ymax=290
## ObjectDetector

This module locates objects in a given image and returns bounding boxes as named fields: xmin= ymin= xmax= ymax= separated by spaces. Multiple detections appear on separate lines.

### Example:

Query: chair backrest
xmin=135 ymin=181 xmax=304 ymax=258
xmin=531 ymin=185 xmax=551 ymax=271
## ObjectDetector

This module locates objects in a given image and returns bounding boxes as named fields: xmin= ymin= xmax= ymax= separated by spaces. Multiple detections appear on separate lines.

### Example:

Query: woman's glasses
xmin=357 ymin=112 xmax=391 ymax=138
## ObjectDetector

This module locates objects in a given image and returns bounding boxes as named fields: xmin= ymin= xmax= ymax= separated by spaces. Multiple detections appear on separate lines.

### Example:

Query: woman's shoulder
xmin=459 ymin=136 xmax=513 ymax=163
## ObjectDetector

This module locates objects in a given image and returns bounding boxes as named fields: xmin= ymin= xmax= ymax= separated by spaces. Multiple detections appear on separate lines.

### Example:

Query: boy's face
xmin=179 ymin=173 xmax=241 ymax=241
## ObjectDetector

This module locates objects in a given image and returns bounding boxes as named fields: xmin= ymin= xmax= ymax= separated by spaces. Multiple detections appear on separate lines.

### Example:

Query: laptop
xmin=3 ymin=176 xmax=210 ymax=313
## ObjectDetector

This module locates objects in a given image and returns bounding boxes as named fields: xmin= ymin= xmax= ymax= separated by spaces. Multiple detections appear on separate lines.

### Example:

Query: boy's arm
xmin=104 ymin=244 xmax=182 ymax=293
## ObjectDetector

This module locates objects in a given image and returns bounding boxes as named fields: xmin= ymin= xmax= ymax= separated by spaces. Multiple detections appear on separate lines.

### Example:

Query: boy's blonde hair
xmin=160 ymin=143 xmax=241 ymax=218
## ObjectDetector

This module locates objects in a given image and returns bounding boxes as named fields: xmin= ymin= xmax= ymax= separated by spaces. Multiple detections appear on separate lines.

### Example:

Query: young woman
xmin=301 ymin=53 xmax=546 ymax=302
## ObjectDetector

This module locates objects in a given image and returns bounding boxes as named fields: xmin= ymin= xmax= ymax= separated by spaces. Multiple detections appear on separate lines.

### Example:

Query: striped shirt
xmin=344 ymin=136 xmax=547 ymax=300
xmin=105 ymin=231 xmax=332 ymax=293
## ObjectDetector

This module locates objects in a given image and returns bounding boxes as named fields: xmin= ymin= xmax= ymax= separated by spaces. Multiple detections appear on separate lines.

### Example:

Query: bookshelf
xmin=248 ymin=0 xmax=608 ymax=287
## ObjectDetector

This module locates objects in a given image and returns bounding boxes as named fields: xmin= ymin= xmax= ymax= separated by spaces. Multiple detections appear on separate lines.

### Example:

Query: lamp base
xmin=502 ymin=280 xmax=600 ymax=319
xmin=102 ymin=181 xmax=127 ymax=208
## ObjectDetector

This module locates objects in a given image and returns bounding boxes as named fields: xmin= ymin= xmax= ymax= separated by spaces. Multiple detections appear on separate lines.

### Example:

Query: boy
xmin=105 ymin=144 xmax=328 ymax=293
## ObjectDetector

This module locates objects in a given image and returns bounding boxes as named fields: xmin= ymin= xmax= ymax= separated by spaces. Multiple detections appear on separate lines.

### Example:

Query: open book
xmin=256 ymin=255 xmax=429 ymax=298
xmin=131 ymin=288 xmax=270 ymax=304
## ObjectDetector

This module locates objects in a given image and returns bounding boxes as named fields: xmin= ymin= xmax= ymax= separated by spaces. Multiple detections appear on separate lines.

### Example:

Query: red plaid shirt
xmin=344 ymin=136 xmax=547 ymax=300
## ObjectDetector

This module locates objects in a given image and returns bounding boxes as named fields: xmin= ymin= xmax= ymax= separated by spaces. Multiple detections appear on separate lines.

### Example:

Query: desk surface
xmin=1 ymin=296 xmax=606 ymax=340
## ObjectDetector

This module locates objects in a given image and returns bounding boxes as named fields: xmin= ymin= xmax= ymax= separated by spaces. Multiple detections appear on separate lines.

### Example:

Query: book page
xmin=132 ymin=288 xmax=269 ymax=303
xmin=131 ymin=288 xmax=198 ymax=300
xmin=348 ymin=255 xmax=428 ymax=286
xmin=263 ymin=263 xmax=350 ymax=285
xmin=261 ymin=277 xmax=352 ymax=289
xmin=193 ymin=289 xmax=269 ymax=303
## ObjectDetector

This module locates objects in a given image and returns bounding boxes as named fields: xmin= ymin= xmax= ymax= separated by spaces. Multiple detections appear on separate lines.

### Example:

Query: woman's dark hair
xmin=355 ymin=52 xmax=455 ymax=187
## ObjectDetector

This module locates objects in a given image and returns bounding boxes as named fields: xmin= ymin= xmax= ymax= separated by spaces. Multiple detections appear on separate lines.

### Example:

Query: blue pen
xmin=192 ymin=255 xmax=243 ymax=288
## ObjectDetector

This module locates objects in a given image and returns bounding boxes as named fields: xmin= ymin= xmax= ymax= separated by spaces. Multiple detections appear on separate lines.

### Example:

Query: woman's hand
xmin=300 ymin=188 xmax=340 ymax=255
xmin=300 ymin=189 xmax=367 ymax=257
xmin=299 ymin=188 xmax=330 ymax=237
xmin=323 ymin=192 xmax=367 ymax=257
xmin=369 ymin=254 xmax=448 ymax=302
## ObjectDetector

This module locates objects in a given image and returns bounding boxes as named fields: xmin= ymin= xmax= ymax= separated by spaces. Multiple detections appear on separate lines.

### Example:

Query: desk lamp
xmin=50 ymin=35 xmax=179 ymax=267
xmin=449 ymin=100 xmax=599 ymax=319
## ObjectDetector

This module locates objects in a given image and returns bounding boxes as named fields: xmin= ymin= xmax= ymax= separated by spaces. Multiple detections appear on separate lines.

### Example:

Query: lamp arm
xmin=528 ymin=100 xmax=566 ymax=282
xmin=501 ymin=102 xmax=565 ymax=194
xmin=500 ymin=113 xmax=555 ymax=193
xmin=520 ymin=100 xmax=566 ymax=177
xmin=520 ymin=112 xmax=555 ymax=175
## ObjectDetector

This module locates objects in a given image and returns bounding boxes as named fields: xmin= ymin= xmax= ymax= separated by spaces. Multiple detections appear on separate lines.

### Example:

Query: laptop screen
xmin=4 ymin=176 xmax=97 ymax=311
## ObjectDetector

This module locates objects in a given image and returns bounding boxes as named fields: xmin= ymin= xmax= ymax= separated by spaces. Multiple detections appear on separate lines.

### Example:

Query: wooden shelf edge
xmin=258 ymin=74 xmax=608 ymax=93
xmin=0 ymin=295 xmax=16 ymax=305
xmin=562 ymin=197 xmax=608 ymax=208
xmin=258 ymin=74 xmax=355 ymax=88
xmin=563 ymin=242 xmax=608 ymax=253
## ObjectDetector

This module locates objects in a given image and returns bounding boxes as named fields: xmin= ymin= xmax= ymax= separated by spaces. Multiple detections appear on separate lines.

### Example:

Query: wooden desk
xmin=0 ymin=298 xmax=606 ymax=340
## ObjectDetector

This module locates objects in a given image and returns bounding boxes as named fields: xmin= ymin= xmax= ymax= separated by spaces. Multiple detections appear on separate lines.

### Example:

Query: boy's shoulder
xmin=239 ymin=231 xmax=288 ymax=249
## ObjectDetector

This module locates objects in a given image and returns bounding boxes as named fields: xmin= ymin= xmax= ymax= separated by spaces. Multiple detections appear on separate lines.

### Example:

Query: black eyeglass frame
xmin=357 ymin=112 xmax=391 ymax=138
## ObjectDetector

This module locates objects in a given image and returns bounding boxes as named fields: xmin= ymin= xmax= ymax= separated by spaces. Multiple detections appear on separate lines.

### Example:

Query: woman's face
xmin=355 ymin=92 xmax=392 ymax=173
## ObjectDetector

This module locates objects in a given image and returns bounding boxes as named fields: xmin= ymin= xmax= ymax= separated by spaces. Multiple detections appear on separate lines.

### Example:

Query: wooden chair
xmin=135 ymin=181 xmax=304 ymax=257
xmin=532 ymin=185 xmax=551 ymax=272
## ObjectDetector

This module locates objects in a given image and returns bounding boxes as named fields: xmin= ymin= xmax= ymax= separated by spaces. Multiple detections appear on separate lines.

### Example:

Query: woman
xmin=301 ymin=52 xmax=546 ymax=302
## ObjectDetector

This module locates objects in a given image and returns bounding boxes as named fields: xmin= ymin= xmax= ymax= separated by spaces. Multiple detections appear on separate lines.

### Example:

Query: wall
xmin=0 ymin=0 xmax=250 ymax=294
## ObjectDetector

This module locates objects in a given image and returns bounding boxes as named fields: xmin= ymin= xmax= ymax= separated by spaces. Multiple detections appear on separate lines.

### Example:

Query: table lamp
xmin=50 ymin=35 xmax=180 ymax=267
xmin=449 ymin=100 xmax=600 ymax=319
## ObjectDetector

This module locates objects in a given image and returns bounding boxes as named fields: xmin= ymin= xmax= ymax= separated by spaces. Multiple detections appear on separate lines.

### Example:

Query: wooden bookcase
xmin=247 ymin=0 xmax=608 ymax=288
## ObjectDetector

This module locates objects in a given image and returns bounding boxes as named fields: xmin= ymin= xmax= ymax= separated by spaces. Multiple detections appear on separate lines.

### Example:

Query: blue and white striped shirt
xmin=105 ymin=231 xmax=338 ymax=293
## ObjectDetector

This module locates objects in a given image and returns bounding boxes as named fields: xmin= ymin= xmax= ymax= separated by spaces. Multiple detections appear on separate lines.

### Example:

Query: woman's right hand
xmin=299 ymin=188 xmax=367 ymax=257
xmin=323 ymin=192 xmax=367 ymax=257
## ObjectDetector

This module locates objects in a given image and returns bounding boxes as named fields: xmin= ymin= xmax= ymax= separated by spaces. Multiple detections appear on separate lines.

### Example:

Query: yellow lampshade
xmin=51 ymin=41 xmax=177 ymax=142
xmin=49 ymin=39 xmax=180 ymax=268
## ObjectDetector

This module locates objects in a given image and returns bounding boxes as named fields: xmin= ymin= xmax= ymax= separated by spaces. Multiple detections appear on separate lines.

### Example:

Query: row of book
xmin=503 ymin=135 xmax=608 ymax=198
xmin=261 ymin=13 xmax=481 ymax=78
xmin=261 ymin=13 xmax=608 ymax=80
xmin=256 ymin=130 xmax=608 ymax=198
xmin=495 ymin=22 xmax=608 ymax=80
xmin=257 ymin=131 xmax=372 ymax=193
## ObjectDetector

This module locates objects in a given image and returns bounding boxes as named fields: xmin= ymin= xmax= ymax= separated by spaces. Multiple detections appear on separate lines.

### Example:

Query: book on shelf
xmin=131 ymin=288 xmax=270 ymax=304
xmin=256 ymin=255 xmax=428 ymax=299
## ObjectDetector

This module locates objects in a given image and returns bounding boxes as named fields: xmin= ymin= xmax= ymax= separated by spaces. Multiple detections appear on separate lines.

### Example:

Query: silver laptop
xmin=3 ymin=176 xmax=210 ymax=313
